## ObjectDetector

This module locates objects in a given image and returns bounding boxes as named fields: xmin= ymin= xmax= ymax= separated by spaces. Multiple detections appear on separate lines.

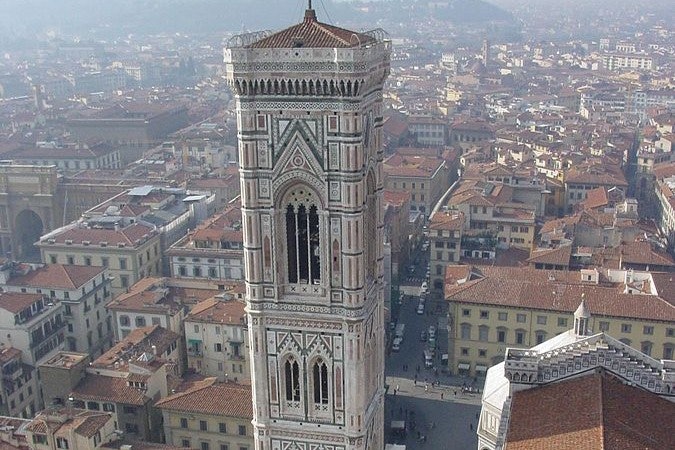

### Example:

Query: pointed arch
xmin=312 ymin=358 xmax=329 ymax=404
xmin=284 ymin=357 xmax=301 ymax=402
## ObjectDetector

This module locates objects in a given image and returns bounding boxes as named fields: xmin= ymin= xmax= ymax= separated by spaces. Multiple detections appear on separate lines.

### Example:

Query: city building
xmin=166 ymin=203 xmax=244 ymax=281
xmin=0 ymin=347 xmax=39 ymax=418
xmin=65 ymin=102 xmax=190 ymax=164
xmin=384 ymin=150 xmax=451 ymax=214
xmin=601 ymin=52 xmax=655 ymax=71
xmin=82 ymin=185 xmax=216 ymax=275
xmin=0 ymin=415 xmax=29 ymax=448
xmin=477 ymin=304 xmax=675 ymax=450
xmin=38 ymin=216 xmax=161 ymax=294
xmin=2 ymin=141 xmax=122 ymax=172
xmin=427 ymin=210 xmax=464 ymax=290
xmin=0 ymin=292 xmax=65 ymax=367
xmin=655 ymin=174 xmax=675 ymax=251
xmin=25 ymin=407 xmax=118 ymax=450
xmin=1 ymin=263 xmax=114 ymax=356
xmin=106 ymin=277 xmax=219 ymax=341
xmin=446 ymin=180 xmax=536 ymax=255
xmin=224 ymin=5 xmax=390 ymax=448
xmin=445 ymin=265 xmax=675 ymax=377
xmin=407 ymin=115 xmax=447 ymax=147
xmin=41 ymin=326 xmax=181 ymax=442
xmin=155 ymin=378 xmax=253 ymax=450
xmin=383 ymin=189 xmax=413 ymax=277
xmin=184 ymin=293 xmax=248 ymax=382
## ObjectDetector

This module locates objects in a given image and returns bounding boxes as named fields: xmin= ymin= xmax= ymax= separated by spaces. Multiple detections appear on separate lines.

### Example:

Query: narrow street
xmin=385 ymin=277 xmax=482 ymax=450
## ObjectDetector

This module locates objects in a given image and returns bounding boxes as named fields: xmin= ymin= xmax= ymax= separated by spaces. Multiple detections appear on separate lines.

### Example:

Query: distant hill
xmin=0 ymin=0 xmax=515 ymax=40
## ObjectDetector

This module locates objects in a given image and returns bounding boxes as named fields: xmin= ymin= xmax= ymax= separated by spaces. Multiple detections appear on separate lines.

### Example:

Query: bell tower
xmin=225 ymin=5 xmax=390 ymax=450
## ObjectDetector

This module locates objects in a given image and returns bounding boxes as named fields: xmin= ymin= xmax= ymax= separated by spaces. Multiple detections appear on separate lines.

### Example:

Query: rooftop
xmin=246 ymin=8 xmax=376 ymax=49
xmin=0 ymin=292 xmax=45 ymax=314
xmin=92 ymin=325 xmax=179 ymax=372
xmin=155 ymin=378 xmax=252 ymax=419
xmin=445 ymin=265 xmax=675 ymax=322
xmin=6 ymin=264 xmax=105 ymax=290
xmin=506 ymin=370 xmax=675 ymax=450
xmin=41 ymin=352 xmax=88 ymax=369
xmin=185 ymin=296 xmax=246 ymax=325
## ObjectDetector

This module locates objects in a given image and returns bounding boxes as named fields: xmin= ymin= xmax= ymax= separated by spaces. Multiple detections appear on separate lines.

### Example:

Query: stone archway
xmin=15 ymin=209 xmax=43 ymax=261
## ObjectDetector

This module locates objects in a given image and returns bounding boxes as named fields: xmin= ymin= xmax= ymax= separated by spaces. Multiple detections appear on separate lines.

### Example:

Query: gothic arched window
xmin=313 ymin=359 xmax=329 ymax=404
xmin=284 ymin=358 xmax=300 ymax=402
xmin=285 ymin=188 xmax=321 ymax=284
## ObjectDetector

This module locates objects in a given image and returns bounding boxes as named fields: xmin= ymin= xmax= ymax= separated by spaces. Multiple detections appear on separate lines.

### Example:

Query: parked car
xmin=417 ymin=303 xmax=425 ymax=315
xmin=392 ymin=337 xmax=402 ymax=351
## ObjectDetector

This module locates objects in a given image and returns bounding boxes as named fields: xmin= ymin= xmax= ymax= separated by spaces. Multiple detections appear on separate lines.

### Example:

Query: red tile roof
xmin=186 ymin=297 xmax=246 ymax=325
xmin=444 ymin=266 xmax=675 ymax=322
xmin=155 ymin=378 xmax=252 ymax=419
xmin=248 ymin=9 xmax=375 ymax=49
xmin=429 ymin=211 xmax=464 ymax=231
xmin=71 ymin=374 xmax=149 ymax=406
xmin=45 ymin=223 xmax=156 ymax=247
xmin=506 ymin=370 xmax=675 ymax=450
xmin=7 ymin=264 xmax=104 ymax=290
xmin=0 ymin=292 xmax=44 ymax=313
xmin=527 ymin=246 xmax=572 ymax=267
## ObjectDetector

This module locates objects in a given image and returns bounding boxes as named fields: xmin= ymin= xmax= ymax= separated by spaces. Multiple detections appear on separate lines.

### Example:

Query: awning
xmin=475 ymin=365 xmax=488 ymax=373
xmin=458 ymin=363 xmax=470 ymax=370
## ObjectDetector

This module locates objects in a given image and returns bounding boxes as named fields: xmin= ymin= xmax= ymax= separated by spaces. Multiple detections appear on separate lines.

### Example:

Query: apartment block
xmin=427 ymin=210 xmax=463 ymax=291
xmin=106 ymin=277 xmax=219 ymax=343
xmin=1 ymin=263 xmax=114 ymax=356
xmin=184 ymin=292 xmax=248 ymax=383
xmin=38 ymin=217 xmax=161 ymax=295
xmin=0 ymin=292 xmax=65 ymax=367
xmin=384 ymin=151 xmax=451 ymax=214
xmin=155 ymin=378 xmax=253 ymax=450
xmin=166 ymin=203 xmax=244 ymax=281
xmin=0 ymin=347 xmax=39 ymax=418
xmin=445 ymin=265 xmax=675 ymax=377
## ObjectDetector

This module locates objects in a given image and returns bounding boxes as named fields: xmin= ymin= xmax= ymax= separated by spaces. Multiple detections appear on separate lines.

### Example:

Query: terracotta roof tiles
xmin=155 ymin=378 xmax=252 ymax=419
xmin=7 ymin=264 xmax=105 ymax=290
xmin=506 ymin=370 xmax=675 ymax=450
xmin=445 ymin=266 xmax=675 ymax=322
xmin=248 ymin=9 xmax=375 ymax=49
xmin=0 ymin=292 xmax=44 ymax=314
xmin=71 ymin=374 xmax=149 ymax=406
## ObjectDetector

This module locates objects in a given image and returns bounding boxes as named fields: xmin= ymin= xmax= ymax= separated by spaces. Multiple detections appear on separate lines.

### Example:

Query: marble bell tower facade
xmin=225 ymin=5 xmax=390 ymax=450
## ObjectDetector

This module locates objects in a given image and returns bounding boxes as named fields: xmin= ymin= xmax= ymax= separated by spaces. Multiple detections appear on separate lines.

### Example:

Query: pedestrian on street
xmin=393 ymin=389 xmax=397 ymax=395
xmin=470 ymin=423 xmax=473 ymax=431
xmin=441 ymin=392 xmax=444 ymax=399
xmin=414 ymin=379 xmax=417 ymax=386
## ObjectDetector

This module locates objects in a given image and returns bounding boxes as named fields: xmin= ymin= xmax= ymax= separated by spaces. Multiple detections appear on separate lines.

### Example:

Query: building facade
xmin=225 ymin=7 xmax=390 ymax=449
xmin=184 ymin=294 xmax=249 ymax=383
xmin=477 ymin=306 xmax=675 ymax=450
xmin=2 ymin=263 xmax=114 ymax=357
xmin=156 ymin=378 xmax=254 ymax=450
xmin=445 ymin=266 xmax=675 ymax=377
